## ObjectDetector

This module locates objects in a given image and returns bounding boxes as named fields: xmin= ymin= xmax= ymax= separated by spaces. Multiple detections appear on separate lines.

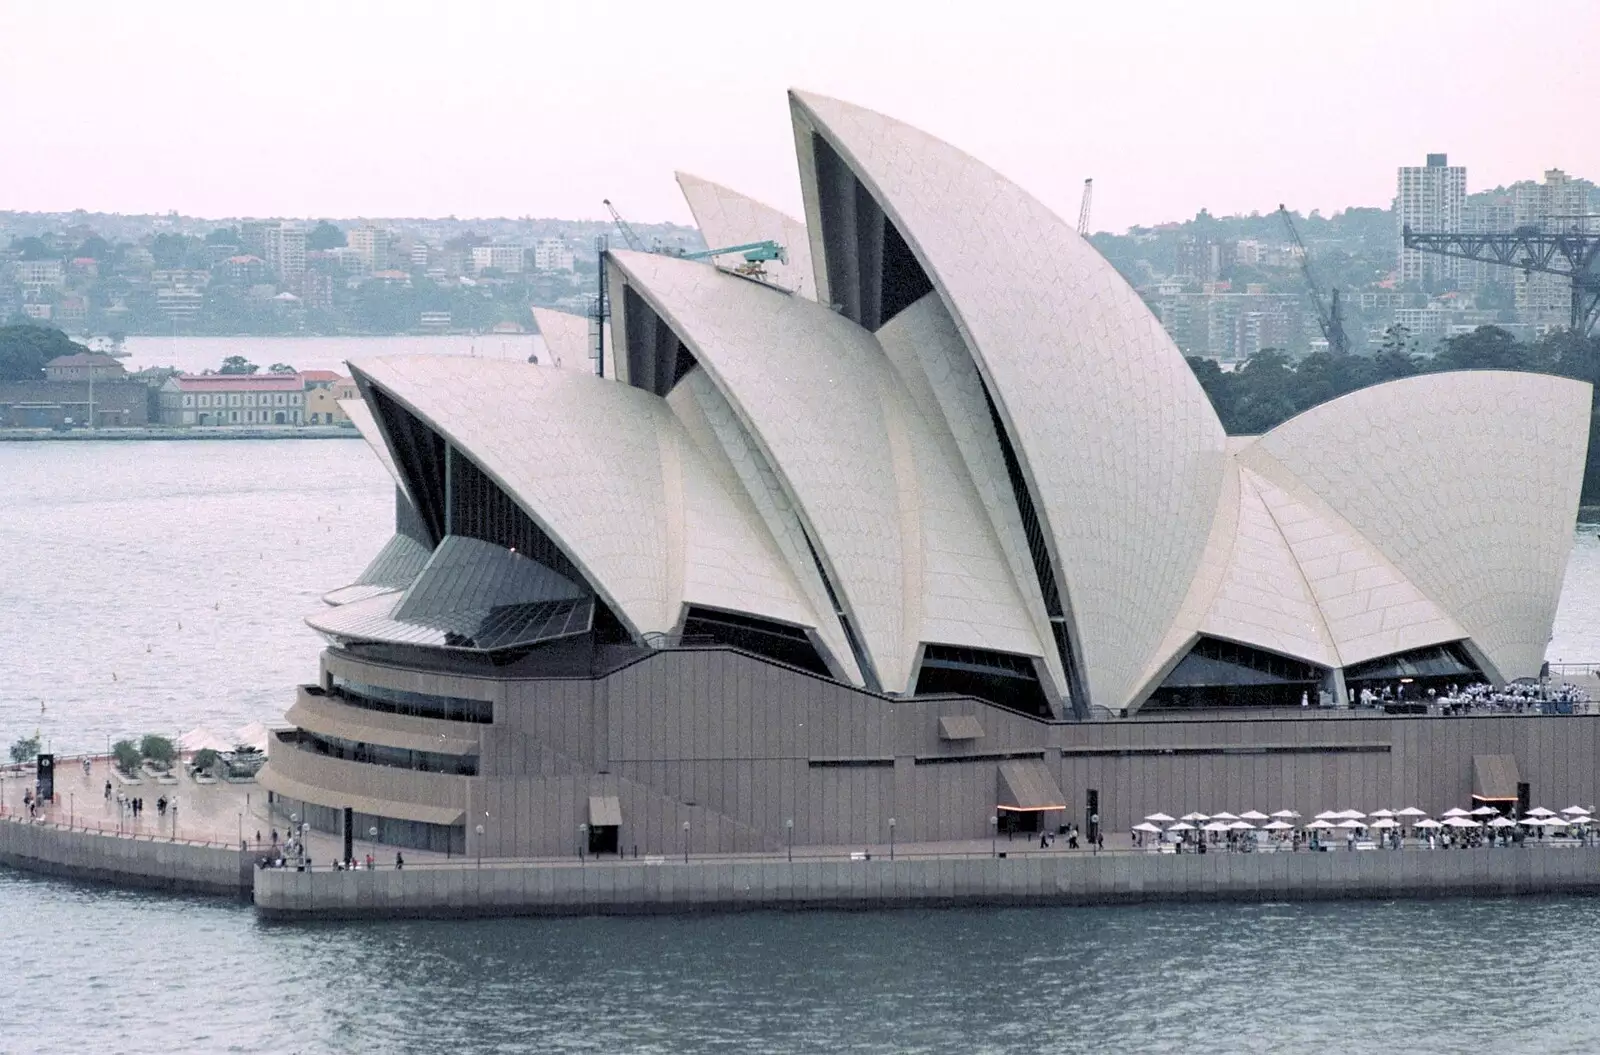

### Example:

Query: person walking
xmin=395 ymin=851 xmax=405 ymax=870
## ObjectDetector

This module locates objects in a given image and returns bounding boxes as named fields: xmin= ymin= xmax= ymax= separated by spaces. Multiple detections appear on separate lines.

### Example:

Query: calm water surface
xmin=4 ymin=438 xmax=1600 ymax=1054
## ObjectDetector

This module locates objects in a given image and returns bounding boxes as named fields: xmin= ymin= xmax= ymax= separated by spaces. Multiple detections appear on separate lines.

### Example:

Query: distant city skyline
xmin=3 ymin=2 xmax=1598 ymax=233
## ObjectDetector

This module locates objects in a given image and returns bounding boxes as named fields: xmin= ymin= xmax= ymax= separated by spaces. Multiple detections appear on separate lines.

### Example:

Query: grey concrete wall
xmin=253 ymin=846 xmax=1600 ymax=920
xmin=0 ymin=817 xmax=251 ymax=898
xmin=309 ymin=647 xmax=1600 ymax=857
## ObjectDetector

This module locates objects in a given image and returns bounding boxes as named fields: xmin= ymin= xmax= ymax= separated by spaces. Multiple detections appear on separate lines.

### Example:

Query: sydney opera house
xmin=261 ymin=91 xmax=1593 ymax=859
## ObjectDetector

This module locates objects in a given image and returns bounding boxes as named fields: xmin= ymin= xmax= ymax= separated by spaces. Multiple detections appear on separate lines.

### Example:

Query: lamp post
xmin=301 ymin=822 xmax=310 ymax=868
xmin=579 ymin=823 xmax=588 ymax=863
xmin=682 ymin=820 xmax=691 ymax=864
xmin=888 ymin=817 xmax=896 ymax=861
xmin=785 ymin=818 xmax=794 ymax=863
xmin=171 ymin=795 xmax=178 ymax=842
xmin=70 ymin=792 xmax=74 ymax=829
xmin=990 ymin=815 xmax=998 ymax=858
xmin=369 ymin=826 xmax=378 ymax=869
xmin=475 ymin=823 xmax=485 ymax=869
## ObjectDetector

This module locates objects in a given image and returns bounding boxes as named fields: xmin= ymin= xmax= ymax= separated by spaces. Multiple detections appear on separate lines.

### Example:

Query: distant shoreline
xmin=0 ymin=426 xmax=361 ymax=442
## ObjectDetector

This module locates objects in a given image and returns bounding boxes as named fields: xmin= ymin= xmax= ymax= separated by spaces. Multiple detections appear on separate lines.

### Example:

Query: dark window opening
xmin=1000 ymin=810 xmax=1044 ymax=835
xmin=296 ymin=729 xmax=478 ymax=776
xmin=979 ymin=379 xmax=1083 ymax=712
xmin=367 ymin=385 xmax=447 ymax=544
xmin=811 ymin=132 xmax=933 ymax=331
xmin=915 ymin=644 xmax=1052 ymax=718
xmin=801 ymin=529 xmax=880 ymax=691
xmin=448 ymin=450 xmax=585 ymax=585
xmin=1143 ymin=637 xmax=1325 ymax=711
xmin=680 ymin=606 xmax=832 ymax=676
xmin=276 ymin=796 xmax=463 ymax=856
xmin=395 ymin=487 xmax=430 ymax=546
xmin=592 ymin=599 xmax=634 ymax=646
xmin=329 ymin=676 xmax=493 ymax=723
xmin=879 ymin=212 xmax=934 ymax=326
xmin=622 ymin=286 xmax=690 ymax=397
xmin=1343 ymin=641 xmax=1482 ymax=693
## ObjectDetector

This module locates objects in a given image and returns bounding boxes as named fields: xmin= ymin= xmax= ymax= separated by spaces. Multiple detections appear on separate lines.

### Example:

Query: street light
xmin=579 ymin=823 xmax=588 ymax=863
xmin=682 ymin=820 xmax=691 ymax=864
xmin=785 ymin=818 xmax=794 ymax=863
xmin=475 ymin=823 xmax=485 ymax=869
xmin=990 ymin=815 xmax=998 ymax=858
xmin=368 ymin=826 xmax=378 ymax=869
xmin=888 ymin=817 xmax=896 ymax=861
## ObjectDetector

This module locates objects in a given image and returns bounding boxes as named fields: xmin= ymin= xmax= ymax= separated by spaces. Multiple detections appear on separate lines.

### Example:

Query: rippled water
xmin=5 ymin=866 xmax=1600 ymax=1055
xmin=6 ymin=438 xmax=1600 ymax=1054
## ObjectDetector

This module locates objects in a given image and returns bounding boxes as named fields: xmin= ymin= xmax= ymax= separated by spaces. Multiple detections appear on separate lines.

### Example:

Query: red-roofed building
xmin=157 ymin=373 xmax=306 ymax=426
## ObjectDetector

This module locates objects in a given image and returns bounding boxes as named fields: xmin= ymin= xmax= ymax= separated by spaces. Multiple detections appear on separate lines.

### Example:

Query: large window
xmin=680 ymin=606 xmax=831 ymax=676
xmin=275 ymin=796 xmax=464 ymax=856
xmin=329 ymin=676 xmax=493 ymax=723
xmin=1143 ymin=637 xmax=1325 ymax=711
xmin=297 ymin=729 xmax=477 ymax=776
xmin=915 ymin=644 xmax=1052 ymax=718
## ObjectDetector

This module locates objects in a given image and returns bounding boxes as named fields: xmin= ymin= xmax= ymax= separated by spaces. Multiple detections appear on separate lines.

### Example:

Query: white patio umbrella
xmin=1369 ymin=818 xmax=1399 ymax=829
xmin=1180 ymin=812 xmax=1210 ymax=822
xmin=1339 ymin=809 xmax=1368 ymax=820
xmin=1271 ymin=809 xmax=1302 ymax=819
xmin=1527 ymin=807 xmax=1557 ymax=817
xmin=1469 ymin=806 xmax=1499 ymax=817
xmin=1444 ymin=816 xmax=1480 ymax=828
xmin=1369 ymin=809 xmax=1396 ymax=819
xmin=1488 ymin=816 xmax=1517 ymax=829
xmin=1132 ymin=822 xmax=1163 ymax=834
xmin=1211 ymin=811 xmax=1240 ymax=821
xmin=1240 ymin=810 xmax=1270 ymax=822
xmin=1518 ymin=816 xmax=1546 ymax=826
xmin=1306 ymin=819 xmax=1335 ymax=830
xmin=1545 ymin=816 xmax=1570 ymax=827
xmin=1167 ymin=822 xmax=1196 ymax=832
xmin=1203 ymin=821 xmax=1231 ymax=833
xmin=1229 ymin=820 xmax=1255 ymax=830
xmin=1397 ymin=807 xmax=1428 ymax=817
xmin=1337 ymin=818 xmax=1366 ymax=829
xmin=1145 ymin=813 xmax=1176 ymax=823
xmin=1314 ymin=810 xmax=1342 ymax=821
xmin=1414 ymin=818 xmax=1444 ymax=829
xmin=1560 ymin=806 xmax=1592 ymax=816
xmin=1442 ymin=807 xmax=1471 ymax=818
xmin=1263 ymin=820 xmax=1294 ymax=831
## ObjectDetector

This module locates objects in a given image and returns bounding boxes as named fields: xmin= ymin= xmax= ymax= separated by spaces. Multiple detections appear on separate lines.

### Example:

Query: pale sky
xmin=2 ymin=1 xmax=1596 ymax=233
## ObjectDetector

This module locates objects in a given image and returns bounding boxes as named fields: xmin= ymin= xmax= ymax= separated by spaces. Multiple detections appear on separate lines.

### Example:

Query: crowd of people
xmin=1131 ymin=804 xmax=1598 ymax=854
xmin=1351 ymin=680 xmax=1592 ymax=716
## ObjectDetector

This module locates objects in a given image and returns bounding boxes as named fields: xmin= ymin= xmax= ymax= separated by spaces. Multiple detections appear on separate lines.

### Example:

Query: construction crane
xmin=1402 ymin=223 xmax=1600 ymax=335
xmin=1278 ymin=204 xmax=1350 ymax=356
xmin=602 ymin=199 xmax=647 ymax=251
xmin=1077 ymin=178 xmax=1093 ymax=237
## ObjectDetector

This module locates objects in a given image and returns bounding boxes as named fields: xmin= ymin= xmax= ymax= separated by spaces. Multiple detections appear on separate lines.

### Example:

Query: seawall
xmin=254 ymin=847 xmax=1600 ymax=920
xmin=0 ymin=426 xmax=359 ymax=442
xmin=0 ymin=817 xmax=252 ymax=898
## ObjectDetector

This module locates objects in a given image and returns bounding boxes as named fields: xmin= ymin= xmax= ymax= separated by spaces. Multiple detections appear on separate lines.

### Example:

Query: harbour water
xmin=118 ymin=333 xmax=548 ymax=376
xmin=6 ymin=437 xmax=1600 ymax=1053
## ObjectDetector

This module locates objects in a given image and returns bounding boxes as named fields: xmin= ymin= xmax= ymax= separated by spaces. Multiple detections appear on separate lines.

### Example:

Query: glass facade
xmin=1143 ymin=636 xmax=1325 ymax=711
xmin=328 ymin=676 xmax=494 ymax=723
xmin=915 ymin=644 xmax=1052 ymax=718
xmin=274 ymin=796 xmax=465 ymax=856
xmin=680 ymin=606 xmax=832 ymax=676
xmin=296 ymin=729 xmax=478 ymax=776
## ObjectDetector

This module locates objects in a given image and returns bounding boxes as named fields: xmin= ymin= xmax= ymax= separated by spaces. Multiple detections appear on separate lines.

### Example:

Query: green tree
xmin=205 ymin=226 xmax=240 ymax=246
xmin=191 ymin=748 xmax=220 ymax=774
xmin=9 ymin=236 xmax=52 ymax=260
xmin=307 ymin=221 xmax=346 ymax=250
xmin=74 ymin=235 xmax=110 ymax=261
xmin=8 ymin=735 xmax=40 ymax=764
xmin=0 ymin=323 xmax=90 ymax=381
xmin=267 ymin=362 xmax=296 ymax=374
xmin=218 ymin=355 xmax=259 ymax=375
xmin=149 ymin=232 xmax=196 ymax=270
xmin=140 ymin=734 xmax=176 ymax=769
xmin=112 ymin=739 xmax=141 ymax=775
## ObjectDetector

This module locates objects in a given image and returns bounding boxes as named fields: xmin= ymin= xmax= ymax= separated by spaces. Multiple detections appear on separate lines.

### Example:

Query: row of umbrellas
xmin=1131 ymin=805 xmax=1596 ymax=836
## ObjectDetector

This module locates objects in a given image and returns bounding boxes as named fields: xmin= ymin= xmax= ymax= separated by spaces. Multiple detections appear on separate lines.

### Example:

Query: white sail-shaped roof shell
xmin=340 ymin=396 xmax=408 ymax=497
xmin=1244 ymin=370 xmax=1590 ymax=682
xmin=529 ymin=308 xmax=609 ymax=375
xmin=675 ymin=172 xmax=816 ymax=300
xmin=789 ymin=90 xmax=1229 ymax=712
xmin=607 ymin=249 xmax=1051 ymax=698
xmin=351 ymin=355 xmax=826 ymax=650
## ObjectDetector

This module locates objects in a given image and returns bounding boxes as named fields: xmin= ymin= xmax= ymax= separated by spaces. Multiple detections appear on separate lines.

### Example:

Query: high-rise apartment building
xmin=347 ymin=225 xmax=391 ymax=272
xmin=263 ymin=222 xmax=306 ymax=289
xmin=1513 ymin=169 xmax=1590 ymax=327
xmin=1396 ymin=153 xmax=1466 ymax=285
xmin=534 ymin=238 xmax=575 ymax=273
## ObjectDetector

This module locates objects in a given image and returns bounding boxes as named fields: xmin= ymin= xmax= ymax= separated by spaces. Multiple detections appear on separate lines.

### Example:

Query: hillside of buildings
xmin=0 ymin=213 xmax=702 ymax=337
